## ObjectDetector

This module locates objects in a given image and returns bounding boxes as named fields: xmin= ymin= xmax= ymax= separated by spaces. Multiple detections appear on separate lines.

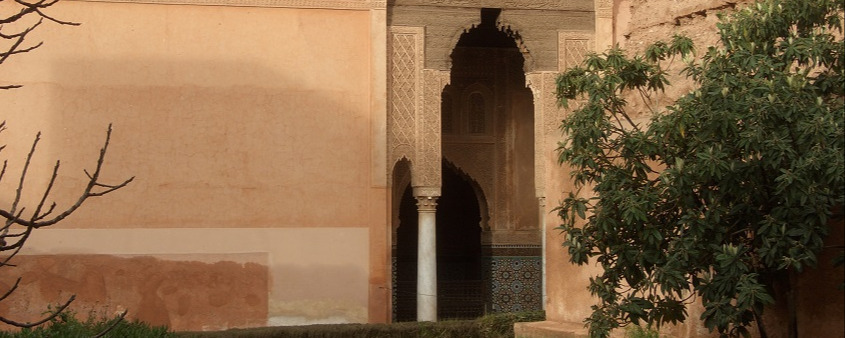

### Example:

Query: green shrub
xmin=0 ymin=309 xmax=173 ymax=338
xmin=477 ymin=311 xmax=546 ymax=338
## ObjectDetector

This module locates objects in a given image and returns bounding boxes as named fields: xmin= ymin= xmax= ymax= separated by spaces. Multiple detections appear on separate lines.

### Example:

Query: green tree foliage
xmin=554 ymin=0 xmax=844 ymax=337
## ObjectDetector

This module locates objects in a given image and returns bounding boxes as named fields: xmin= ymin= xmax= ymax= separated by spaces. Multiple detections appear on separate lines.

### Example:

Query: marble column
xmin=416 ymin=195 xmax=438 ymax=321
xmin=538 ymin=196 xmax=547 ymax=310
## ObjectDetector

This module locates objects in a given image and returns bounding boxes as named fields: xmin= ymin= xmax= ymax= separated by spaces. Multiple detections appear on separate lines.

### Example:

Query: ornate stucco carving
xmin=525 ymin=72 xmax=546 ymax=199
xmin=415 ymin=196 xmax=438 ymax=211
xmin=76 ymin=0 xmax=386 ymax=9
xmin=414 ymin=69 xmax=449 ymax=188
xmin=495 ymin=21 xmax=537 ymax=73
xmin=558 ymin=31 xmax=595 ymax=71
xmin=389 ymin=26 xmax=423 ymax=168
xmin=499 ymin=9 xmax=593 ymax=72
xmin=393 ymin=0 xmax=593 ymax=11
xmin=413 ymin=186 xmax=441 ymax=198
xmin=542 ymin=72 xmax=566 ymax=137
xmin=595 ymin=0 xmax=614 ymax=18
xmin=526 ymin=71 xmax=571 ymax=199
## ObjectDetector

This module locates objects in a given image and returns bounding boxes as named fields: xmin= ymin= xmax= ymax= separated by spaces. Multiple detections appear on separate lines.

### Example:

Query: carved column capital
xmin=415 ymin=196 xmax=439 ymax=212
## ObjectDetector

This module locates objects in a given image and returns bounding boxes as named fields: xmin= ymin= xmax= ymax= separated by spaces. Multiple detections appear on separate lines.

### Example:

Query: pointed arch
xmin=442 ymin=158 xmax=490 ymax=231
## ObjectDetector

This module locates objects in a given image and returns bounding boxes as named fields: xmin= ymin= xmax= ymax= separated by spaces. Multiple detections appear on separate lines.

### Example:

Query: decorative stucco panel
xmin=389 ymin=26 xmax=423 ymax=166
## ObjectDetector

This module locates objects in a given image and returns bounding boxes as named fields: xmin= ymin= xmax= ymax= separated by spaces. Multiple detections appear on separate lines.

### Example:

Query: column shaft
xmin=538 ymin=197 xmax=547 ymax=310
xmin=416 ymin=196 xmax=438 ymax=321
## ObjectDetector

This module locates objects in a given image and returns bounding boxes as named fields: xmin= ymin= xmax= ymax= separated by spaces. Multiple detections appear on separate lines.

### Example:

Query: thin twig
xmin=92 ymin=310 xmax=129 ymax=338
xmin=0 ymin=294 xmax=75 ymax=328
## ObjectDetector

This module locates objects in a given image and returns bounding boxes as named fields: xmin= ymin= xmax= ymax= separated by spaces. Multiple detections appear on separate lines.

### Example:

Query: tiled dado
xmin=390 ymin=244 xmax=542 ymax=320
xmin=483 ymin=245 xmax=542 ymax=313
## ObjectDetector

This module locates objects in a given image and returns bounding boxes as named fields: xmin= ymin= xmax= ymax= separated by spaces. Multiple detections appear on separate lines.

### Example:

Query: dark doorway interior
xmin=394 ymin=184 xmax=417 ymax=322
xmin=436 ymin=161 xmax=483 ymax=319
xmin=394 ymin=161 xmax=483 ymax=321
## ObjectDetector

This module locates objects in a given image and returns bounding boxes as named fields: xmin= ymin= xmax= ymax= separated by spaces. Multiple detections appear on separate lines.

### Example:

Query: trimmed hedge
xmin=0 ymin=310 xmax=544 ymax=337
xmin=177 ymin=311 xmax=545 ymax=338
xmin=0 ymin=310 xmax=173 ymax=338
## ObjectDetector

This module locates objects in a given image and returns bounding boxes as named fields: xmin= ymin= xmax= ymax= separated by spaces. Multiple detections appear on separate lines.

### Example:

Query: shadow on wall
xmin=5 ymin=57 xmax=373 ymax=229
xmin=0 ymin=56 xmax=373 ymax=330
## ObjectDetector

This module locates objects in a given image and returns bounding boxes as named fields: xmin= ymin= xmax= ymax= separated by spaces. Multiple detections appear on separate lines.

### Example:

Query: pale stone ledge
xmin=514 ymin=320 xmax=589 ymax=338
xmin=71 ymin=0 xmax=386 ymax=9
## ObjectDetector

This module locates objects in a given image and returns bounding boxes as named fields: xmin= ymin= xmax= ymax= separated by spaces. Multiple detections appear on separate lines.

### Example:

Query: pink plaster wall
xmin=0 ymin=1 xmax=380 ymax=230
xmin=0 ymin=0 xmax=385 ymax=328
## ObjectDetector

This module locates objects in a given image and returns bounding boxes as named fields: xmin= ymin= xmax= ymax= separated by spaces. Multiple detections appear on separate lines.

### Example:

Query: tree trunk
xmin=753 ymin=308 xmax=769 ymax=338
xmin=787 ymin=269 xmax=798 ymax=338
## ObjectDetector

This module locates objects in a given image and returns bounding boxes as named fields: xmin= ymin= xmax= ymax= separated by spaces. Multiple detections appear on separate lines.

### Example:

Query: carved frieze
xmin=595 ymin=0 xmax=614 ymax=18
xmin=75 ymin=0 xmax=386 ymax=9
xmin=392 ymin=0 xmax=593 ymax=11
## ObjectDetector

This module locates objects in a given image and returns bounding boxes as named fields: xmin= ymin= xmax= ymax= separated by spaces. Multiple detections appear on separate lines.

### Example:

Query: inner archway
xmin=436 ymin=161 xmax=483 ymax=319
xmin=394 ymin=161 xmax=484 ymax=321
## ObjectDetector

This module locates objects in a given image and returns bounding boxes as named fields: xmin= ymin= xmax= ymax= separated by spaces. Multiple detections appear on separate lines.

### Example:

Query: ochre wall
xmin=0 ymin=0 xmax=384 ymax=330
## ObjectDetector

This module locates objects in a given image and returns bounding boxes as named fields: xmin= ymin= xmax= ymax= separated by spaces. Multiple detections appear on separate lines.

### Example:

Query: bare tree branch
xmin=1 ymin=0 xmax=79 ymax=88
xmin=92 ymin=309 xmax=129 ymax=338
xmin=0 ymin=124 xmax=135 ymax=228
xmin=0 ymin=294 xmax=75 ymax=328
xmin=0 ymin=277 xmax=21 ymax=302
xmin=0 ymin=123 xmax=132 ymax=327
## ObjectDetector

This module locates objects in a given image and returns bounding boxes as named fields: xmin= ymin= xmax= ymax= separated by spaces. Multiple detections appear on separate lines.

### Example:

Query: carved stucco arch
xmin=390 ymin=158 xmax=413 ymax=242
xmin=439 ymin=17 xmax=536 ymax=73
xmin=493 ymin=18 xmax=536 ymax=72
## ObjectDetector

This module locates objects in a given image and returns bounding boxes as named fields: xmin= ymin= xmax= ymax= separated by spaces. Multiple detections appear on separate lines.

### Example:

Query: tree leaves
xmin=555 ymin=0 xmax=844 ymax=337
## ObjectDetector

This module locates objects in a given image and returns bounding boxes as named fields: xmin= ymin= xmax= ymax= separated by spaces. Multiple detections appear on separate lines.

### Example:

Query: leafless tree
xmin=0 ymin=122 xmax=134 ymax=327
xmin=1 ymin=0 xmax=79 ymax=89
xmin=0 ymin=0 xmax=134 ymax=329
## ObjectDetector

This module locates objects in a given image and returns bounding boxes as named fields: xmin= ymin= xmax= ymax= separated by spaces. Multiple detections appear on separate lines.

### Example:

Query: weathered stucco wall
xmin=17 ymin=228 xmax=370 ymax=328
xmin=0 ymin=0 xmax=382 ymax=330
xmin=0 ymin=254 xmax=268 ymax=331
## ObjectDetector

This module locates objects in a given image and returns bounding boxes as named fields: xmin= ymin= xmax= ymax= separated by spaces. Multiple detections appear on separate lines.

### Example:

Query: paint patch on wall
xmin=0 ymin=253 xmax=268 ymax=332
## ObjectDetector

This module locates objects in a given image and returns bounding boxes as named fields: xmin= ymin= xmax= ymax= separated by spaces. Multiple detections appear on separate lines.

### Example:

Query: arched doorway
xmin=391 ymin=6 xmax=542 ymax=322
xmin=394 ymin=161 xmax=485 ymax=321
xmin=442 ymin=7 xmax=540 ymax=314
